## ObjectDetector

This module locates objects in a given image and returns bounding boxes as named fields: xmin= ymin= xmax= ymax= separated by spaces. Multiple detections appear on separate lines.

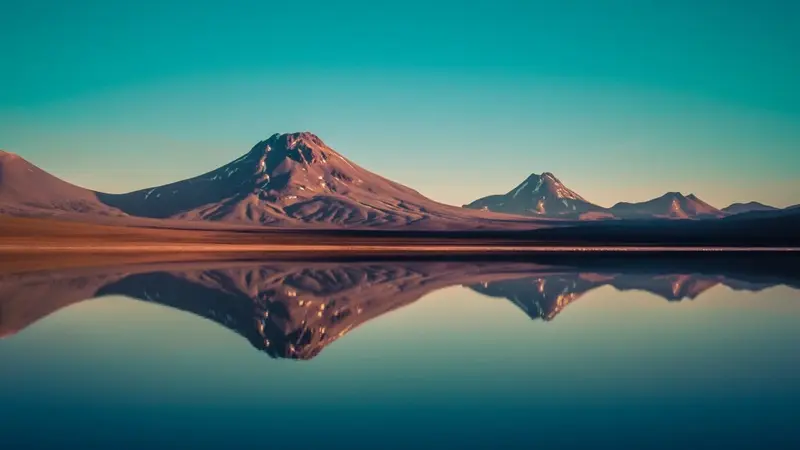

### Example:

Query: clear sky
xmin=1 ymin=0 xmax=798 ymax=208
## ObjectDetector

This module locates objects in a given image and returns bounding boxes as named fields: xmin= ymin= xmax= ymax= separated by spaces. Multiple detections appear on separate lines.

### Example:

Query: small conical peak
xmin=662 ymin=191 xmax=686 ymax=199
xmin=518 ymin=171 xmax=562 ymax=187
xmin=505 ymin=171 xmax=587 ymax=202
xmin=527 ymin=171 xmax=560 ymax=182
xmin=686 ymin=193 xmax=699 ymax=201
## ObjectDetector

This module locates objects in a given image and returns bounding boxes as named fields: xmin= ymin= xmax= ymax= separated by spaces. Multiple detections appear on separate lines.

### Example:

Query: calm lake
xmin=1 ymin=255 xmax=798 ymax=449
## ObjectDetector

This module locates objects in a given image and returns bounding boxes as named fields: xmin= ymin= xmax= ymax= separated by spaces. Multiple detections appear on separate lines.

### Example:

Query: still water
xmin=1 ymin=256 xmax=799 ymax=449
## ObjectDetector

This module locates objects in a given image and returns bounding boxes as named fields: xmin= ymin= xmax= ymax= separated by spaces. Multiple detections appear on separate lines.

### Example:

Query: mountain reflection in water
xmin=2 ymin=253 xmax=798 ymax=360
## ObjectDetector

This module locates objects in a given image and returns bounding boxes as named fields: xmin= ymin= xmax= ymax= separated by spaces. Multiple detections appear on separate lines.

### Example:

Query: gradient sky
xmin=1 ymin=0 xmax=798 ymax=208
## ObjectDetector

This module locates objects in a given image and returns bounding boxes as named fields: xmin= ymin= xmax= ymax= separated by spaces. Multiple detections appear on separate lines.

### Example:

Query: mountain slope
xmin=98 ymin=132 xmax=536 ymax=228
xmin=464 ymin=172 xmax=611 ymax=219
xmin=721 ymin=201 xmax=778 ymax=215
xmin=0 ymin=151 xmax=127 ymax=217
xmin=610 ymin=192 xmax=724 ymax=219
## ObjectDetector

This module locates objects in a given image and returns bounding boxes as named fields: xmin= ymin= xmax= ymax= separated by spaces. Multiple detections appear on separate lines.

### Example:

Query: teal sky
xmin=1 ymin=0 xmax=798 ymax=208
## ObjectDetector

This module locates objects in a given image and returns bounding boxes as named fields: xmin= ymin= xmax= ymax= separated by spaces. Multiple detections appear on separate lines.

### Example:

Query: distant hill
xmin=722 ymin=201 xmax=778 ymax=215
xmin=464 ymin=172 xmax=612 ymax=219
xmin=0 ymin=151 xmax=127 ymax=218
xmin=609 ymin=192 xmax=724 ymax=219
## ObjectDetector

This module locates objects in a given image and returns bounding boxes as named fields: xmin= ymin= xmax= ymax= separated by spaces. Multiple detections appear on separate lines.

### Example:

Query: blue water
xmin=0 ymin=259 xmax=798 ymax=449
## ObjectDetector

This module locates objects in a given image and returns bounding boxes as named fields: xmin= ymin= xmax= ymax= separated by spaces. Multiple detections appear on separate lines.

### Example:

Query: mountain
xmin=101 ymin=132 xmax=542 ymax=228
xmin=609 ymin=192 xmax=724 ymax=219
xmin=464 ymin=172 xmax=611 ymax=219
xmin=1 ymin=134 xmax=540 ymax=229
xmin=721 ymin=201 xmax=778 ymax=215
xmin=0 ymin=151 xmax=127 ymax=218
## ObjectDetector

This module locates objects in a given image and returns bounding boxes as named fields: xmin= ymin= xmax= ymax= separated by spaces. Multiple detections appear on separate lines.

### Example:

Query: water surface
xmin=1 ymin=255 xmax=798 ymax=449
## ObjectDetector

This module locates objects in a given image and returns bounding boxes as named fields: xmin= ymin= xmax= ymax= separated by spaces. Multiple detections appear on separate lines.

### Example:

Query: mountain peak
xmin=464 ymin=171 xmax=607 ymax=218
xmin=262 ymin=131 xmax=326 ymax=148
xmin=524 ymin=171 xmax=559 ymax=183
xmin=246 ymin=132 xmax=336 ymax=163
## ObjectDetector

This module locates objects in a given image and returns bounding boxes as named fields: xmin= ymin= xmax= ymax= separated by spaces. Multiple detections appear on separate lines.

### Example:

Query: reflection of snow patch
xmin=144 ymin=189 xmax=156 ymax=200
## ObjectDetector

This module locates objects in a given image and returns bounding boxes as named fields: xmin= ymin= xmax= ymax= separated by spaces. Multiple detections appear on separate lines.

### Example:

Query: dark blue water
xmin=1 ymin=258 xmax=798 ymax=449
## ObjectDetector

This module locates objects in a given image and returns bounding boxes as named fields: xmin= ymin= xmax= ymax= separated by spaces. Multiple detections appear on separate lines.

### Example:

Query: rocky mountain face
xmin=609 ymin=192 xmax=724 ymax=219
xmin=721 ymin=201 xmax=778 ymax=215
xmin=464 ymin=172 xmax=611 ymax=219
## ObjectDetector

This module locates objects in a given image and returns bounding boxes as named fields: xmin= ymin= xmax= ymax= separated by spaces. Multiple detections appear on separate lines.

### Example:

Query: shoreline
xmin=1 ymin=244 xmax=798 ymax=253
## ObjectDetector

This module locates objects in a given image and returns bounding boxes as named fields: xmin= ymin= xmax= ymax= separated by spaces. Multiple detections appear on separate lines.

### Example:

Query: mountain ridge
xmin=721 ymin=201 xmax=778 ymax=215
xmin=2 ymin=134 xmax=795 ymax=226
xmin=609 ymin=191 xmax=724 ymax=219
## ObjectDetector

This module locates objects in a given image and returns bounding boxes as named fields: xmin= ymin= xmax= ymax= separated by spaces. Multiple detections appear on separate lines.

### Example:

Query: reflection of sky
xmin=1 ymin=284 xmax=799 ymax=448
